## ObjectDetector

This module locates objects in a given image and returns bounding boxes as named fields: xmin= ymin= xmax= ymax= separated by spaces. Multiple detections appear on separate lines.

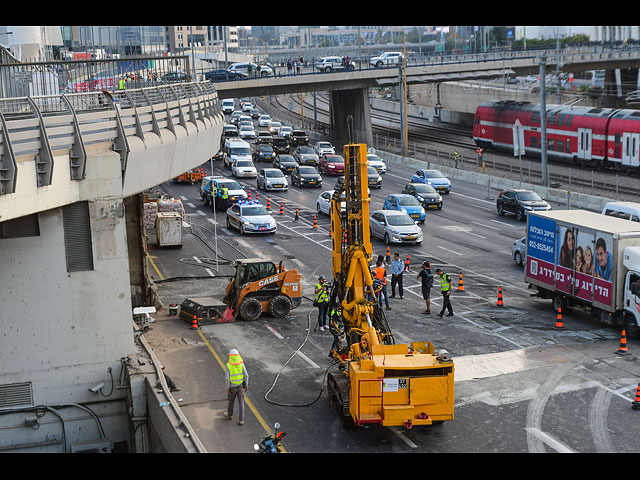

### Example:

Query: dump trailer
xmin=525 ymin=209 xmax=640 ymax=337
xmin=223 ymin=258 xmax=302 ymax=321
xmin=326 ymin=136 xmax=454 ymax=429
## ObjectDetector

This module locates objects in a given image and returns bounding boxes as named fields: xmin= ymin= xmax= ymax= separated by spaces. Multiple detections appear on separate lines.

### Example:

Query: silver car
xmin=512 ymin=236 xmax=526 ymax=266
xmin=316 ymin=190 xmax=346 ymax=215
xmin=314 ymin=141 xmax=335 ymax=157
xmin=226 ymin=201 xmax=277 ymax=235
xmin=257 ymin=168 xmax=288 ymax=191
xmin=369 ymin=210 xmax=423 ymax=245
xmin=293 ymin=145 xmax=319 ymax=166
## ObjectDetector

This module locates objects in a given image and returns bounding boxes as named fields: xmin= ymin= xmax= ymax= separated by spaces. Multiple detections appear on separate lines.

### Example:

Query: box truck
xmin=525 ymin=210 xmax=640 ymax=338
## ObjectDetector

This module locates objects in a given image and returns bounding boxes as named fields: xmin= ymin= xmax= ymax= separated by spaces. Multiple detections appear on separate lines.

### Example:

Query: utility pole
xmin=539 ymin=56 xmax=549 ymax=187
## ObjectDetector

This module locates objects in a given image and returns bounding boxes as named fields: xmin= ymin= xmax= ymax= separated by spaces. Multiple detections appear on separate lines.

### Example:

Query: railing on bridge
xmin=0 ymin=81 xmax=221 ymax=196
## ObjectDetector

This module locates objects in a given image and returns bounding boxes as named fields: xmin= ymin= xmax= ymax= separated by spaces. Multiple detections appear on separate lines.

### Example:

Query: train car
xmin=472 ymin=100 xmax=640 ymax=170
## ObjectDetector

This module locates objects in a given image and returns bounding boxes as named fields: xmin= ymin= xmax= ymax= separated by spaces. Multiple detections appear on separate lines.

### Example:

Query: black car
xmin=291 ymin=165 xmax=322 ymax=188
xmin=253 ymin=144 xmax=275 ymax=163
xmin=205 ymin=69 xmax=248 ymax=81
xmin=272 ymin=137 xmax=290 ymax=154
xmin=497 ymin=188 xmax=551 ymax=221
xmin=290 ymin=130 xmax=309 ymax=146
xmin=402 ymin=183 xmax=443 ymax=210
xmin=273 ymin=154 xmax=298 ymax=174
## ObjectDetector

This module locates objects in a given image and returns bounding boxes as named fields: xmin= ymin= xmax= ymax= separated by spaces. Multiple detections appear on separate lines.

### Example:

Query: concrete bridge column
xmin=329 ymin=88 xmax=373 ymax=147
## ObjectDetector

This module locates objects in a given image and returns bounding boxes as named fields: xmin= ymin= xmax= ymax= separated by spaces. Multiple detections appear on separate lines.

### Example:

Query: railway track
xmin=264 ymin=93 xmax=640 ymax=201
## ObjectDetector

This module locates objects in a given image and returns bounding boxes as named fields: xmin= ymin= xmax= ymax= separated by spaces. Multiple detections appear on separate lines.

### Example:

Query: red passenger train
xmin=473 ymin=100 xmax=640 ymax=171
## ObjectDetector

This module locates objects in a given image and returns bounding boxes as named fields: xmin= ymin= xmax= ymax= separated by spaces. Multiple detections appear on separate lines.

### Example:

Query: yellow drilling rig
xmin=325 ymin=122 xmax=455 ymax=429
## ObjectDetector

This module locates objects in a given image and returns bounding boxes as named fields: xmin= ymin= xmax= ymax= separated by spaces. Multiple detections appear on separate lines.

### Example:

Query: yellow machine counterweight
xmin=325 ymin=136 xmax=454 ymax=430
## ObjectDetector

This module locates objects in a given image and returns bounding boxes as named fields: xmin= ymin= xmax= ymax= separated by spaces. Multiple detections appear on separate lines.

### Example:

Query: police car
xmin=226 ymin=200 xmax=277 ymax=235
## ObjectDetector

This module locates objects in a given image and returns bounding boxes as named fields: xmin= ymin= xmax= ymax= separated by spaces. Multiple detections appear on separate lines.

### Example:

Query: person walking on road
xmin=390 ymin=252 xmax=404 ymax=299
xmin=224 ymin=349 xmax=248 ymax=425
xmin=315 ymin=275 xmax=330 ymax=331
xmin=417 ymin=261 xmax=434 ymax=314
xmin=373 ymin=260 xmax=391 ymax=310
xmin=435 ymin=268 xmax=454 ymax=318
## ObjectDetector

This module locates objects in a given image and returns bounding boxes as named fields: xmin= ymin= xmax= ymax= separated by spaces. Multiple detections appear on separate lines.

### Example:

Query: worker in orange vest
xmin=373 ymin=260 xmax=391 ymax=310
xmin=476 ymin=147 xmax=483 ymax=166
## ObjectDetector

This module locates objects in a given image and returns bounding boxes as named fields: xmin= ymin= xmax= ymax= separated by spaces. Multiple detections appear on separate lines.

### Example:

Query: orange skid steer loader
xmin=223 ymin=258 xmax=302 ymax=321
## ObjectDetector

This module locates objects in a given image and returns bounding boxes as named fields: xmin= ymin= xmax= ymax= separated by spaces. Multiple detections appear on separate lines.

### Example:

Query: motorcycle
xmin=253 ymin=422 xmax=286 ymax=453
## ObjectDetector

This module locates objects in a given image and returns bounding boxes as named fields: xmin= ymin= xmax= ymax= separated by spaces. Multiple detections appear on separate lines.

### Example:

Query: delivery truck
xmin=525 ymin=209 xmax=640 ymax=338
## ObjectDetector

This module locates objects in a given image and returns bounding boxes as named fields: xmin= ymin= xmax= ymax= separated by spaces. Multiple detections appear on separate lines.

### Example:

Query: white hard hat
xmin=229 ymin=349 xmax=238 ymax=355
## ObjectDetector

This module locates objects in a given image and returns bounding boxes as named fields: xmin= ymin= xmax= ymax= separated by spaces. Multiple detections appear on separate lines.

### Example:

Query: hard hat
xmin=229 ymin=349 xmax=238 ymax=355
xmin=318 ymin=275 xmax=325 ymax=280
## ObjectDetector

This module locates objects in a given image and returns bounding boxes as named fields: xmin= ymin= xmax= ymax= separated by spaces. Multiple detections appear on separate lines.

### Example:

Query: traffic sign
xmin=513 ymin=119 xmax=525 ymax=156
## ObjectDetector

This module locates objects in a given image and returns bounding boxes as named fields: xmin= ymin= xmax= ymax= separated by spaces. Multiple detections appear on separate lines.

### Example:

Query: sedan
xmin=317 ymin=190 xmax=346 ymax=215
xmin=273 ymin=154 xmax=298 ymax=174
xmin=258 ymin=114 xmax=272 ymax=127
xmin=291 ymin=165 xmax=322 ymax=188
xmin=497 ymin=188 xmax=551 ymax=221
xmin=383 ymin=194 xmax=426 ymax=223
xmin=370 ymin=210 xmax=423 ymax=245
xmin=255 ymin=131 xmax=273 ymax=145
xmin=241 ymin=102 xmax=253 ymax=112
xmin=226 ymin=201 xmax=277 ymax=235
xmin=257 ymin=168 xmax=288 ymax=191
xmin=293 ymin=145 xmax=319 ymax=166
xmin=269 ymin=122 xmax=283 ymax=136
xmin=238 ymin=126 xmax=256 ymax=141
xmin=253 ymin=144 xmax=275 ymax=162
xmin=319 ymin=154 xmax=345 ymax=176
xmin=367 ymin=153 xmax=386 ymax=174
xmin=314 ymin=141 xmax=335 ymax=157
xmin=512 ymin=236 xmax=526 ymax=266
xmin=232 ymin=159 xmax=257 ymax=178
xmin=367 ymin=166 xmax=382 ymax=189
xmin=291 ymin=130 xmax=309 ymax=146
xmin=250 ymin=109 xmax=262 ymax=119
xmin=278 ymin=126 xmax=293 ymax=139
xmin=411 ymin=169 xmax=451 ymax=193
xmin=402 ymin=183 xmax=442 ymax=210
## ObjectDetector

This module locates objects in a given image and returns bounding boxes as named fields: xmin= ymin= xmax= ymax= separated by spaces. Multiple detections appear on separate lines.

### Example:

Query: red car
xmin=319 ymin=154 xmax=345 ymax=175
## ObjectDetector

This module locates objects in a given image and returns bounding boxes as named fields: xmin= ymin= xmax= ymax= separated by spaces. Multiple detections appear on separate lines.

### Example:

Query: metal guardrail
xmin=0 ymin=81 xmax=221 ymax=195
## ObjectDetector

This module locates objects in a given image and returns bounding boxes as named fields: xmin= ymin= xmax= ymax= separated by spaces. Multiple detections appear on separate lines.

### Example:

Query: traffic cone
xmin=247 ymin=189 xmax=251 ymax=200
xmin=496 ymin=286 xmax=504 ymax=307
xmin=329 ymin=225 xmax=332 ymax=236
xmin=386 ymin=247 xmax=391 ymax=263
xmin=616 ymin=329 xmax=630 ymax=355
xmin=255 ymin=191 xmax=260 ymax=202
xmin=554 ymin=307 xmax=564 ymax=329
xmin=313 ymin=215 xmax=318 ymax=229
xmin=457 ymin=273 xmax=464 ymax=291
xmin=266 ymin=197 xmax=271 ymax=210
xmin=404 ymin=254 xmax=410 ymax=272
xmin=279 ymin=202 xmax=284 ymax=215
xmin=191 ymin=315 xmax=199 ymax=329
xmin=632 ymin=384 xmax=640 ymax=410
xmin=295 ymin=208 xmax=299 ymax=221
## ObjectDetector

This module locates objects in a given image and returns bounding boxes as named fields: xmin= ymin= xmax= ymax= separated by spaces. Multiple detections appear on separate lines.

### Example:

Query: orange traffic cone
xmin=632 ymin=384 xmax=640 ymax=410
xmin=386 ymin=247 xmax=391 ymax=263
xmin=247 ymin=189 xmax=251 ymax=200
xmin=496 ymin=286 xmax=504 ymax=307
xmin=295 ymin=208 xmax=299 ymax=221
xmin=266 ymin=197 xmax=271 ymax=210
xmin=191 ymin=315 xmax=199 ymax=329
xmin=279 ymin=202 xmax=284 ymax=215
xmin=616 ymin=329 xmax=630 ymax=355
xmin=255 ymin=191 xmax=260 ymax=202
xmin=404 ymin=254 xmax=410 ymax=272
xmin=457 ymin=273 xmax=465 ymax=291
xmin=329 ymin=224 xmax=332 ymax=236
xmin=313 ymin=215 xmax=318 ymax=229
xmin=554 ymin=307 xmax=564 ymax=329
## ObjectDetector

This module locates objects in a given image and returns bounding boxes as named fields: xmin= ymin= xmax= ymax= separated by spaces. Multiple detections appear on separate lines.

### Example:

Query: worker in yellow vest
xmin=224 ymin=349 xmax=248 ymax=425
xmin=118 ymin=77 xmax=126 ymax=90
xmin=435 ymin=268 xmax=454 ymax=318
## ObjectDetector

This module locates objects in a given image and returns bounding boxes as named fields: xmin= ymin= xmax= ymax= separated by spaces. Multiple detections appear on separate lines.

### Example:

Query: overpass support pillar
xmin=329 ymin=88 xmax=373 ymax=147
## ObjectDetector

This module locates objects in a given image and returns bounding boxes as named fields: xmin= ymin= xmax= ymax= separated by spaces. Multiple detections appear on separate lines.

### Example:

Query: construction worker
xmin=118 ymin=77 xmax=126 ymax=90
xmin=373 ymin=260 xmax=391 ymax=310
xmin=453 ymin=150 xmax=460 ymax=169
xmin=209 ymin=181 xmax=217 ymax=212
xmin=220 ymin=185 xmax=229 ymax=211
xmin=476 ymin=147 xmax=483 ymax=166
xmin=389 ymin=252 xmax=404 ymax=299
xmin=224 ymin=349 xmax=248 ymax=425
xmin=315 ymin=275 xmax=330 ymax=331
xmin=328 ymin=306 xmax=345 ymax=358
xmin=417 ymin=261 xmax=433 ymax=314
xmin=435 ymin=268 xmax=454 ymax=318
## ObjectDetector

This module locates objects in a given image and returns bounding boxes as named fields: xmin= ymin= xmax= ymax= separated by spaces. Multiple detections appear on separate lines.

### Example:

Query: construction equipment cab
xmin=223 ymin=258 xmax=302 ymax=321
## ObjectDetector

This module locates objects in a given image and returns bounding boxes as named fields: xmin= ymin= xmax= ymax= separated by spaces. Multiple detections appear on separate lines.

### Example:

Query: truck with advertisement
xmin=525 ymin=210 xmax=640 ymax=338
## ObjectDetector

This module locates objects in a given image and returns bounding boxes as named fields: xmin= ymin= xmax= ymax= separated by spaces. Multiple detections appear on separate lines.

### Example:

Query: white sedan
xmin=232 ymin=159 xmax=257 ymax=178
xmin=367 ymin=153 xmax=387 ymax=174
xmin=258 ymin=114 xmax=272 ymax=127
xmin=316 ymin=190 xmax=346 ymax=215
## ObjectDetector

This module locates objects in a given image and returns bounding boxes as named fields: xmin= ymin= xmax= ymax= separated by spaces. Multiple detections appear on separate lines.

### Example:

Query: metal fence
xmin=0 ymin=55 xmax=192 ymax=99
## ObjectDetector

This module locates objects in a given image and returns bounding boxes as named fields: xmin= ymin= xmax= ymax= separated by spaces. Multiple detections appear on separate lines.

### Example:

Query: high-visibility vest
xmin=227 ymin=353 xmax=244 ymax=386
xmin=440 ymin=272 xmax=451 ymax=292
xmin=210 ymin=183 xmax=217 ymax=197
xmin=118 ymin=78 xmax=125 ymax=90
xmin=315 ymin=282 xmax=329 ymax=303
xmin=374 ymin=266 xmax=387 ymax=285
xmin=221 ymin=187 xmax=228 ymax=199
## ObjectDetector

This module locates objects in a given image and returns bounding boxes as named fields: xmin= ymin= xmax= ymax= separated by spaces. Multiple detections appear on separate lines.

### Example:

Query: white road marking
xmin=524 ymin=428 xmax=576 ymax=453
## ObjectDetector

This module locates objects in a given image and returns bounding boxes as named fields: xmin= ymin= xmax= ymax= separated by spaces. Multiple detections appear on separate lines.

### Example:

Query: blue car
xmin=411 ymin=169 xmax=451 ymax=193
xmin=382 ymin=194 xmax=426 ymax=223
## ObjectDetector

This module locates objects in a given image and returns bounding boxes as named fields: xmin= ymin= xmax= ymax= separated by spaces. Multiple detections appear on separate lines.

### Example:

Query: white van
xmin=223 ymin=138 xmax=253 ymax=169
xmin=602 ymin=201 xmax=640 ymax=222
xmin=221 ymin=99 xmax=235 ymax=114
